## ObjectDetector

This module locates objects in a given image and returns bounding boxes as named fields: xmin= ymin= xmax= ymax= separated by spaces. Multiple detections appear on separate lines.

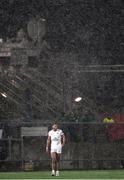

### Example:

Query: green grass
xmin=0 ymin=170 xmax=124 ymax=179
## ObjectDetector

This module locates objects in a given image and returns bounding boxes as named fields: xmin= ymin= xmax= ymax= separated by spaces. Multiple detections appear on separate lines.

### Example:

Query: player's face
xmin=52 ymin=124 xmax=58 ymax=131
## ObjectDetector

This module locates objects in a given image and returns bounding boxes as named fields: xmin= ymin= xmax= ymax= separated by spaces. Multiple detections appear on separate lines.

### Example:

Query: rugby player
xmin=46 ymin=122 xmax=65 ymax=176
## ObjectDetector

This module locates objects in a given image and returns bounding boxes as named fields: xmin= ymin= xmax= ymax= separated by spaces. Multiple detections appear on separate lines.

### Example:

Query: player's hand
xmin=46 ymin=146 xmax=49 ymax=153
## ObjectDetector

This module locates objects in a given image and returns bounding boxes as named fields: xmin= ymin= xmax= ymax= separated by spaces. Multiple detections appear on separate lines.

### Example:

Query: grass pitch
xmin=0 ymin=170 xmax=124 ymax=179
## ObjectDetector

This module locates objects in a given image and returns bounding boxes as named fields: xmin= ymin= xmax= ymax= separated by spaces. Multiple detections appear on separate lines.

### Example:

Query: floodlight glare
xmin=75 ymin=97 xmax=82 ymax=102
xmin=1 ymin=93 xmax=7 ymax=98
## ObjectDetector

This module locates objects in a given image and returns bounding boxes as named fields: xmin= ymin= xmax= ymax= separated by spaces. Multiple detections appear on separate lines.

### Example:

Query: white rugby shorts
xmin=51 ymin=146 xmax=62 ymax=154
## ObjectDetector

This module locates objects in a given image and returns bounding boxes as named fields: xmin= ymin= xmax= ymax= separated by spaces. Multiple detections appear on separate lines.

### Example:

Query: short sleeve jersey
xmin=48 ymin=129 xmax=64 ymax=148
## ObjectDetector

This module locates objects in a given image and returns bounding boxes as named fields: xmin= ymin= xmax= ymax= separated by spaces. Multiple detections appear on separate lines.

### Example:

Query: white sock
xmin=56 ymin=170 xmax=59 ymax=176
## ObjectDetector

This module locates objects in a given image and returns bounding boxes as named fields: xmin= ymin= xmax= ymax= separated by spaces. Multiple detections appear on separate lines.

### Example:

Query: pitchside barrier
xmin=0 ymin=122 xmax=124 ymax=171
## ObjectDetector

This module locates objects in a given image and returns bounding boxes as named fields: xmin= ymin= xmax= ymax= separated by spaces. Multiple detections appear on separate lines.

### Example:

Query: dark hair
xmin=53 ymin=121 xmax=58 ymax=125
xmin=53 ymin=121 xmax=59 ymax=128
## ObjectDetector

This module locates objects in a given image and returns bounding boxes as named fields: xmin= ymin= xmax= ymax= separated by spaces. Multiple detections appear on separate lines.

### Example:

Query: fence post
xmin=8 ymin=136 xmax=12 ymax=160
xmin=21 ymin=136 xmax=24 ymax=171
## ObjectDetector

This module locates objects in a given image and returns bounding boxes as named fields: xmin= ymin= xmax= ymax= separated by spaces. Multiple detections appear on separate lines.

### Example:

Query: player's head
xmin=52 ymin=122 xmax=58 ymax=131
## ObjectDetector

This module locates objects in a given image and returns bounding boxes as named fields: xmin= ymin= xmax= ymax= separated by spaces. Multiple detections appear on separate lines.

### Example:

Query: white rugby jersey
xmin=48 ymin=129 xmax=64 ymax=147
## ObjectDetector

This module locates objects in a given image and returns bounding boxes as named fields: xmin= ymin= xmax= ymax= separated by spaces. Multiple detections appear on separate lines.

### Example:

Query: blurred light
xmin=41 ymin=18 xmax=46 ymax=22
xmin=0 ymin=38 xmax=3 ymax=43
xmin=1 ymin=93 xmax=7 ymax=98
xmin=75 ymin=97 xmax=82 ymax=102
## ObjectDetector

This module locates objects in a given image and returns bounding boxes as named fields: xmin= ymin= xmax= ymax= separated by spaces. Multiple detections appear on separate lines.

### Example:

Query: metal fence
xmin=0 ymin=122 xmax=124 ymax=171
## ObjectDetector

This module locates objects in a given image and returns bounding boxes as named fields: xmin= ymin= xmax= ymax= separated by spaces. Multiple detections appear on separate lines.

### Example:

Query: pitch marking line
xmin=1 ymin=179 xmax=122 ymax=180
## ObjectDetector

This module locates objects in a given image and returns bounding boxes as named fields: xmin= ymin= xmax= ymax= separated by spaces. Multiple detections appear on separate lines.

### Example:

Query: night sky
xmin=0 ymin=0 xmax=123 ymax=64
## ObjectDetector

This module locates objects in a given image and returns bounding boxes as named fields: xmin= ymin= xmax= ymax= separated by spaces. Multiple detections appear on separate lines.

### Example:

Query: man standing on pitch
xmin=46 ymin=122 xmax=65 ymax=176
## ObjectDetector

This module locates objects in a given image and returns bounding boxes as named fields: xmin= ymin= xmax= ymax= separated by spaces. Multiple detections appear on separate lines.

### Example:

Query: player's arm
xmin=61 ymin=134 xmax=66 ymax=147
xmin=46 ymin=136 xmax=51 ymax=153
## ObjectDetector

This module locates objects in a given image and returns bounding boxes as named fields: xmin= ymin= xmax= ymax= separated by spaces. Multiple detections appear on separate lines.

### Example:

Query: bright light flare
xmin=75 ymin=97 xmax=82 ymax=102
xmin=1 ymin=93 xmax=7 ymax=98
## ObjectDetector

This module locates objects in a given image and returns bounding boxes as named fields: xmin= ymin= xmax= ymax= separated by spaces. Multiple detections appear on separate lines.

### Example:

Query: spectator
xmin=103 ymin=116 xmax=115 ymax=141
xmin=103 ymin=117 xmax=114 ymax=123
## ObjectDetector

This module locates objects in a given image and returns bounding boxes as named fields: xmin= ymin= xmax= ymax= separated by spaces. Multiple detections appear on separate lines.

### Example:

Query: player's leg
xmin=51 ymin=152 xmax=57 ymax=176
xmin=56 ymin=153 xmax=61 ymax=176
xmin=56 ymin=153 xmax=61 ymax=171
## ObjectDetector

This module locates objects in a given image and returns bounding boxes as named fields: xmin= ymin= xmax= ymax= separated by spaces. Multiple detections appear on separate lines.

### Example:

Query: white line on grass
xmin=1 ymin=179 xmax=122 ymax=180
